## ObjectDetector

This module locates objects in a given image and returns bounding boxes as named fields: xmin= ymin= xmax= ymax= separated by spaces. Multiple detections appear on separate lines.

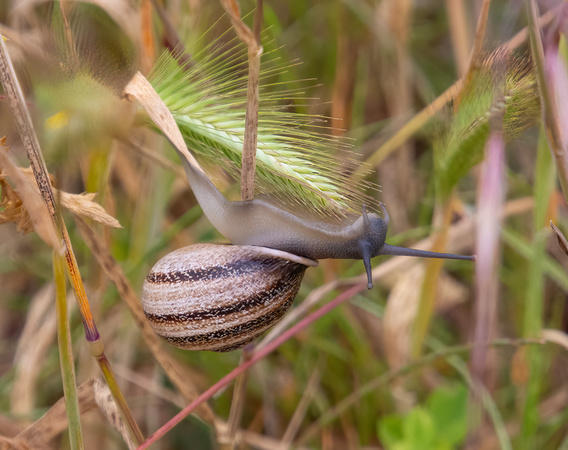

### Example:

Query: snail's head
xmin=359 ymin=203 xmax=475 ymax=290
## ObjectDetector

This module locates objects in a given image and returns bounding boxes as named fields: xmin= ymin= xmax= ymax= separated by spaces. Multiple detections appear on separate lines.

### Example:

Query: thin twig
xmin=224 ymin=344 xmax=254 ymax=445
xmin=218 ymin=3 xmax=264 ymax=443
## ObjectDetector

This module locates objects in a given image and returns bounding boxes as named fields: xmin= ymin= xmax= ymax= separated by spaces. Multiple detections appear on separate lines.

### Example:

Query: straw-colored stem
xmin=92 ymin=349 xmax=145 ymax=445
xmin=220 ymin=0 xmax=264 ymax=200
xmin=445 ymin=0 xmax=471 ymax=75
xmin=0 ymin=35 xmax=143 ymax=447
xmin=54 ymin=251 xmax=84 ymax=450
xmin=241 ymin=44 xmax=261 ymax=200
xmin=456 ymin=0 xmax=491 ymax=109
xmin=467 ymin=0 xmax=491 ymax=70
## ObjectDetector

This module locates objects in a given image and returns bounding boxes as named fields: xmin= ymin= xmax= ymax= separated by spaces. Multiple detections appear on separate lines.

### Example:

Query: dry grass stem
xmin=446 ymin=0 xmax=471 ymax=75
xmin=467 ymin=0 xmax=492 ymax=71
xmin=221 ymin=0 xmax=264 ymax=201
xmin=93 ymin=378 xmax=135 ymax=449
xmin=223 ymin=346 xmax=253 ymax=444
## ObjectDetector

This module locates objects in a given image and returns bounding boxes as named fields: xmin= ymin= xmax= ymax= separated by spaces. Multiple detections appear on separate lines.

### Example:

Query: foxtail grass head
xmin=435 ymin=51 xmax=540 ymax=199
xmin=148 ymin=38 xmax=378 ymax=220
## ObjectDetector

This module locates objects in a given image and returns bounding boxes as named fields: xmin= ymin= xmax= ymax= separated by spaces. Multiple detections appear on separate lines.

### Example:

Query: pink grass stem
xmin=472 ymin=131 xmax=505 ymax=386
xmin=137 ymin=283 xmax=366 ymax=448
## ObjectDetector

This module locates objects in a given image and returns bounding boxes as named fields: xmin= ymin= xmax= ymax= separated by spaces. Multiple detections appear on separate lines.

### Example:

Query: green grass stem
xmin=519 ymin=129 xmax=555 ymax=447
xmin=54 ymin=251 xmax=84 ymax=450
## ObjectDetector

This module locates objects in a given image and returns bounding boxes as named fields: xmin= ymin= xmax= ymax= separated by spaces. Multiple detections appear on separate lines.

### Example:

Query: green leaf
xmin=404 ymin=408 xmax=436 ymax=449
xmin=427 ymin=384 xmax=468 ymax=446
xmin=377 ymin=415 xmax=405 ymax=448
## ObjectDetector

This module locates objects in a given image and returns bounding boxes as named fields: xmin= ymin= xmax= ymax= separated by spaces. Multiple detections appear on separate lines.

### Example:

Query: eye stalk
xmin=361 ymin=203 xmax=475 ymax=289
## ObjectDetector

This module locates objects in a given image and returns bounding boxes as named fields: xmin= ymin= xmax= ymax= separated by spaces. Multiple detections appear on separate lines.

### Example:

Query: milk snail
xmin=126 ymin=72 xmax=474 ymax=352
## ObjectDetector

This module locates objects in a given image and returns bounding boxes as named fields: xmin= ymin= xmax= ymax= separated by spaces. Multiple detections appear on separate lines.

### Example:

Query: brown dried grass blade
xmin=93 ymin=378 xmax=135 ymax=449
xmin=0 ymin=149 xmax=61 ymax=251
xmin=9 ymin=166 xmax=121 ymax=229
xmin=59 ymin=192 xmax=121 ymax=229
xmin=220 ymin=0 xmax=263 ymax=201
xmin=14 ymin=380 xmax=97 ymax=448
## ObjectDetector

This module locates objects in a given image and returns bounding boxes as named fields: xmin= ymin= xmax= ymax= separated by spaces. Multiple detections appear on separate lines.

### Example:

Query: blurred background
xmin=1 ymin=0 xmax=568 ymax=449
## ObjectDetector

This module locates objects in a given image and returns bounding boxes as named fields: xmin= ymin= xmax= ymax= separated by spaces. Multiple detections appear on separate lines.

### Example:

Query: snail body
xmin=141 ymin=243 xmax=316 ymax=352
xmin=179 ymin=158 xmax=474 ymax=289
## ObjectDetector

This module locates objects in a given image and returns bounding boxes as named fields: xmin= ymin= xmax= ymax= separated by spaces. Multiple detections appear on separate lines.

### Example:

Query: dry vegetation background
xmin=1 ymin=0 xmax=568 ymax=449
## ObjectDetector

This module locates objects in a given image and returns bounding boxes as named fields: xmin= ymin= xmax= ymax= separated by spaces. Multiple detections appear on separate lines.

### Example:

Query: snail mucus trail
xmin=126 ymin=71 xmax=474 ymax=352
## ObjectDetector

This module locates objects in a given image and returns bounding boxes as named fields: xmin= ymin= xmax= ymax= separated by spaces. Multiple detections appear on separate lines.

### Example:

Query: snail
xmin=127 ymin=72 xmax=474 ymax=352
xmin=142 ymin=244 xmax=317 ymax=352
xmin=141 ymin=157 xmax=473 ymax=352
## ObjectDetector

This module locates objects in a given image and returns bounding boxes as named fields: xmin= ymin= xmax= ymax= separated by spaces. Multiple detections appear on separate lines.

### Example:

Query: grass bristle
xmin=149 ymin=41 xmax=377 ymax=218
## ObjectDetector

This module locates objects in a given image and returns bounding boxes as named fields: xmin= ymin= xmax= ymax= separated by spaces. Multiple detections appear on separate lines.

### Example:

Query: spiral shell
xmin=141 ymin=243 xmax=316 ymax=352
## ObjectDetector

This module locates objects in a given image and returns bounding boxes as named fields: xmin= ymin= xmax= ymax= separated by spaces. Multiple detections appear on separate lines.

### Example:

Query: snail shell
xmin=141 ymin=243 xmax=317 ymax=352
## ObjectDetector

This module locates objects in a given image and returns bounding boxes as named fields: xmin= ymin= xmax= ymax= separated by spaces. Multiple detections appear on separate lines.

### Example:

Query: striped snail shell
xmin=141 ymin=243 xmax=318 ymax=352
